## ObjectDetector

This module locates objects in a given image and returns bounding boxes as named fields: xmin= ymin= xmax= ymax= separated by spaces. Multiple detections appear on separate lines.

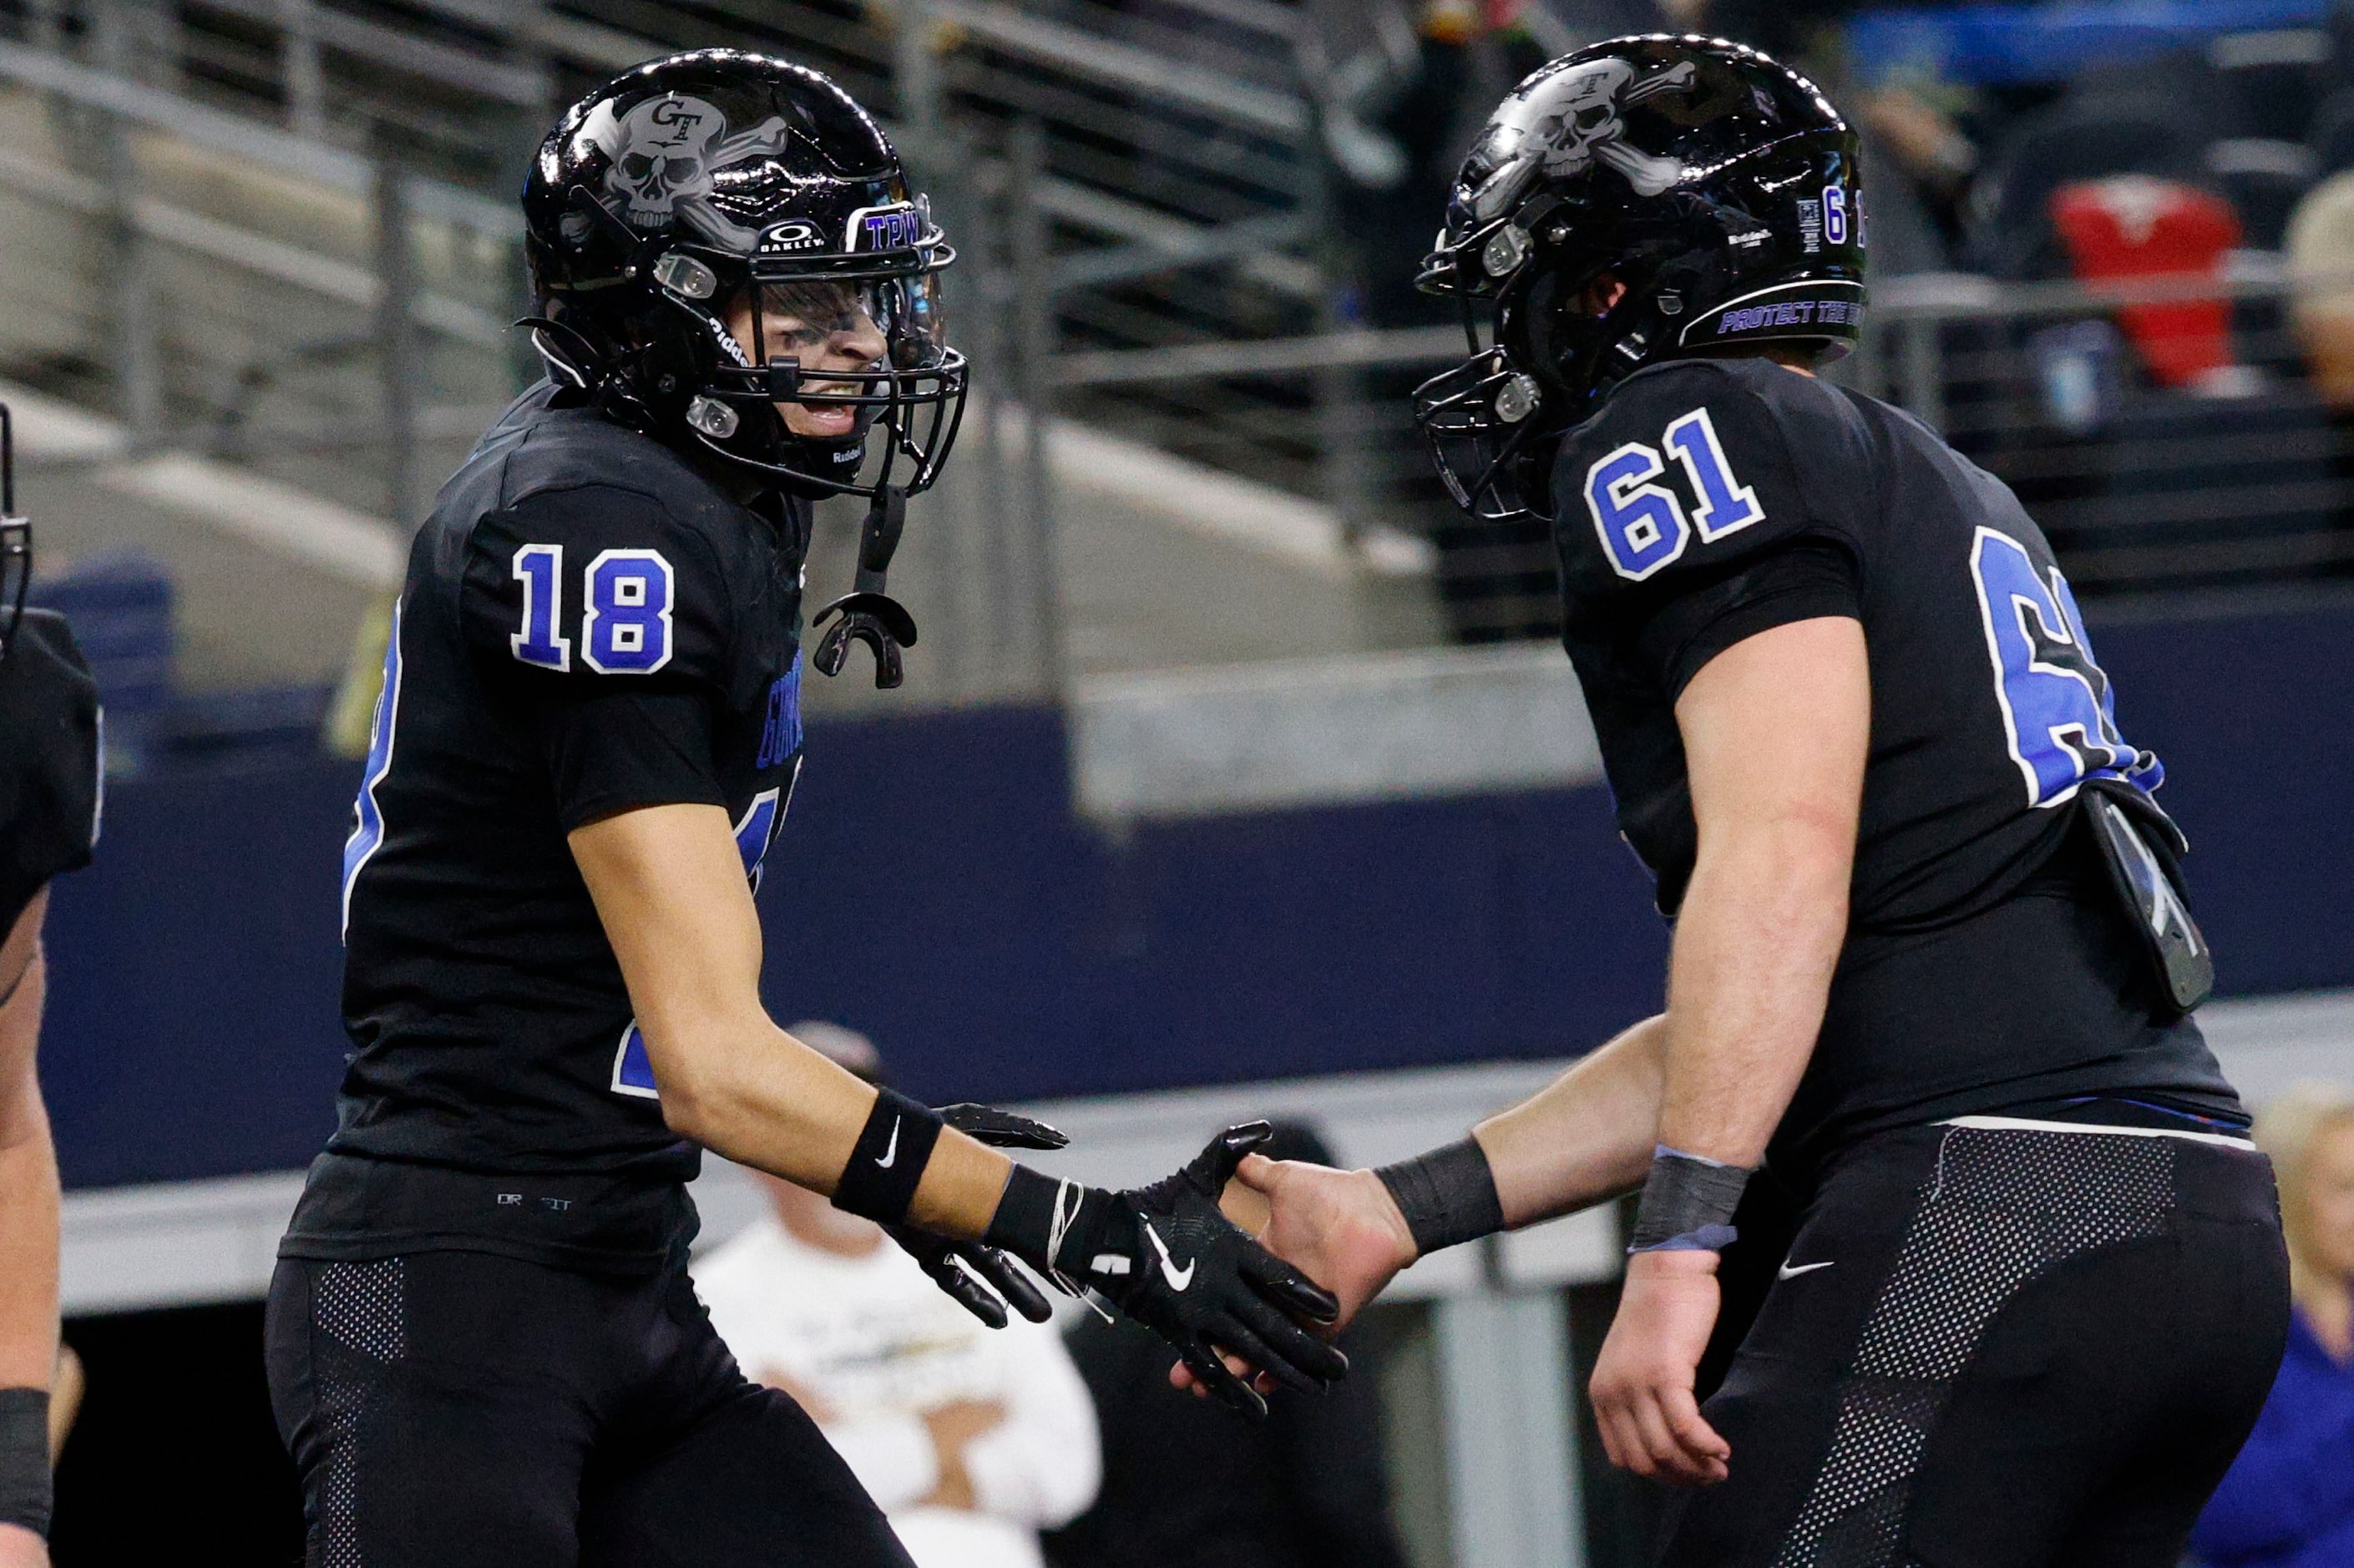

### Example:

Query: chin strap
xmin=813 ymin=484 xmax=919 ymax=689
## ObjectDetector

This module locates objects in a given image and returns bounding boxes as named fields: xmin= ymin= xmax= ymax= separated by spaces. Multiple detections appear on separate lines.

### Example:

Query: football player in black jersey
xmin=1217 ymin=36 xmax=2290 ymax=1565
xmin=265 ymin=52 xmax=1344 ymax=1568
xmin=0 ymin=422 xmax=104 ymax=1568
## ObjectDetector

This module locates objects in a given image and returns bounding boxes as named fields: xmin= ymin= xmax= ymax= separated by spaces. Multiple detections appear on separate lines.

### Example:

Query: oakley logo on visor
xmin=848 ymin=202 xmax=922 ymax=252
xmin=757 ymin=220 xmax=824 ymax=254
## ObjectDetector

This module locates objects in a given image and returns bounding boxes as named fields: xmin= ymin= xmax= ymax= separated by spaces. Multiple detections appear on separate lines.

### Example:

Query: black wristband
xmin=0 ymin=1387 xmax=51 ymax=1540
xmin=830 ymin=1088 xmax=946 ymax=1227
xmin=1374 ymin=1137 xmax=1506 ymax=1257
xmin=1626 ymin=1146 xmax=1754 ymax=1254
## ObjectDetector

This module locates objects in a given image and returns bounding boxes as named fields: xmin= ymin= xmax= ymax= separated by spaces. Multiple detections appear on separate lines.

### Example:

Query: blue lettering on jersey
xmin=581 ymin=549 xmax=675 ymax=675
xmin=1969 ymin=526 xmax=2162 ymax=807
xmin=610 ymin=782 xmax=791 ymax=1100
xmin=340 ymin=599 xmax=404 ymax=939
xmin=755 ymin=653 xmax=803 ymax=769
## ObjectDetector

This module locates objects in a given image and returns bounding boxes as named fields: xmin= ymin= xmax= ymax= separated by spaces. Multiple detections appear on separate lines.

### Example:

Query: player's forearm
xmin=1653 ymin=819 xmax=1850 ymax=1167
xmin=572 ymin=804 xmax=1015 ymax=1238
xmin=0 ymin=949 xmax=59 ymax=1391
xmin=1472 ymin=1014 xmax=1667 ymax=1227
xmin=642 ymin=1014 xmax=1013 ymax=1242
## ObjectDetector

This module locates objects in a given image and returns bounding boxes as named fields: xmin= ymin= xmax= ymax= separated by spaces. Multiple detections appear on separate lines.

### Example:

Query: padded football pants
xmin=1660 ymin=1120 xmax=2289 ymax=1568
xmin=264 ymin=1247 xmax=914 ymax=1568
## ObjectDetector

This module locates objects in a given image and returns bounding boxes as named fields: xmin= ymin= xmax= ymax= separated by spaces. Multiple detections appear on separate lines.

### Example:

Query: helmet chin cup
xmin=813 ymin=485 xmax=918 ymax=689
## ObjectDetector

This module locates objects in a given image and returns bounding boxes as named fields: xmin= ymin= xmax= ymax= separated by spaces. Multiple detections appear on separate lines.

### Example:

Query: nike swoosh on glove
xmin=1034 ymin=1123 xmax=1348 ymax=1416
xmin=886 ymin=1102 xmax=1068 ymax=1329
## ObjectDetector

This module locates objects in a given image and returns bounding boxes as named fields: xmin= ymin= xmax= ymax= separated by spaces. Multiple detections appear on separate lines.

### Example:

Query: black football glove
xmin=1000 ymin=1122 xmax=1348 ymax=1416
xmin=885 ymin=1102 xmax=1067 ymax=1330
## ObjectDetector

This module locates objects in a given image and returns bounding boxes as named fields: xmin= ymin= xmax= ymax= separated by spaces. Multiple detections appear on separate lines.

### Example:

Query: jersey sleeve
xmin=0 ymin=610 xmax=103 ymax=932
xmin=1552 ymin=362 xmax=1860 ymax=698
xmin=460 ymin=486 xmax=737 ymax=829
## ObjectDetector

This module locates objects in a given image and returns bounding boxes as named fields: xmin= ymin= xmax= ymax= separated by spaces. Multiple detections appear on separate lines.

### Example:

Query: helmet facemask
xmin=0 ymin=406 xmax=26 ymax=665
xmin=681 ymin=213 xmax=966 ymax=501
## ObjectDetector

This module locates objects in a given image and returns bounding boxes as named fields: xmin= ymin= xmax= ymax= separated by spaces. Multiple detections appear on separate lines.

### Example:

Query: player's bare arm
xmin=570 ymin=800 xmax=1346 ymax=1411
xmin=1588 ymin=613 xmax=1867 ymax=1486
xmin=568 ymin=801 xmax=1016 ymax=1237
xmin=0 ymin=888 xmax=56 ymax=1568
xmin=1227 ymin=1014 xmax=1668 ymax=1330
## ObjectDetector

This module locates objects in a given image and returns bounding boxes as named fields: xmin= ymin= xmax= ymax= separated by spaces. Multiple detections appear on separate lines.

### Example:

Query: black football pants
xmin=264 ymin=1248 xmax=913 ymax=1568
xmin=1661 ymin=1120 xmax=2289 ymax=1568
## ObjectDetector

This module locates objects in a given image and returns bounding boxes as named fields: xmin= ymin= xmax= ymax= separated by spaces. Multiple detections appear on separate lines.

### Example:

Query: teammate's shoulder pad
xmin=1554 ymin=358 xmax=1809 ymax=589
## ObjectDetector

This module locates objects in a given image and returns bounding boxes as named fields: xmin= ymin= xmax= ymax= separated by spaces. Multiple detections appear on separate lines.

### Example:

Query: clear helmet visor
xmin=747 ymin=273 xmax=948 ymax=387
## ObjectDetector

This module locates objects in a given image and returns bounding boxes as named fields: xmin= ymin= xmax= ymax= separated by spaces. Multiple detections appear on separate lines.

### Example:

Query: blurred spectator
xmin=693 ymin=1024 xmax=1099 ymax=1568
xmin=2192 ymin=1086 xmax=2354 ymax=1568
xmin=2289 ymin=170 xmax=2354 ymax=412
xmin=1043 ymin=1121 xmax=1410 ymax=1568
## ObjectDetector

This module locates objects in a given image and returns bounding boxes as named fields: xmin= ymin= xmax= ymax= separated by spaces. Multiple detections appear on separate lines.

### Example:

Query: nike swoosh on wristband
xmin=876 ymin=1117 xmax=900 ymax=1169
xmin=1142 ymin=1221 xmax=1197 ymax=1291
xmin=1777 ymin=1259 xmax=1834 ymax=1281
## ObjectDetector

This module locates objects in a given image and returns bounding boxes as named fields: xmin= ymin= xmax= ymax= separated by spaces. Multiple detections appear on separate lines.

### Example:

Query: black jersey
xmin=1551 ymin=357 xmax=2237 ymax=1171
xmin=288 ymin=383 xmax=808 ymax=1266
xmin=0 ymin=609 xmax=102 ymax=933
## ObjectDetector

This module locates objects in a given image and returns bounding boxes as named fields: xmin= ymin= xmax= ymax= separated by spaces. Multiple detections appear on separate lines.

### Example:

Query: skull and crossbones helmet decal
xmin=1412 ymin=35 xmax=1868 ymax=522
xmin=524 ymin=51 xmax=966 ymax=505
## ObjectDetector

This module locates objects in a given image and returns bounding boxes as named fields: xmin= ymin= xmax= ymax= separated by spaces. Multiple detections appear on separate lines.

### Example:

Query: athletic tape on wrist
xmin=1374 ymin=1137 xmax=1505 ymax=1257
xmin=1626 ymin=1145 xmax=1754 ymax=1254
xmin=0 ymin=1388 xmax=51 ymax=1540
xmin=985 ymin=1163 xmax=1109 ymax=1300
xmin=830 ymin=1087 xmax=945 ymax=1227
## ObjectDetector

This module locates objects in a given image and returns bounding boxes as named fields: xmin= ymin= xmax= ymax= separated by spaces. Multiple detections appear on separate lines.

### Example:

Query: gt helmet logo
xmin=605 ymin=94 xmax=726 ymax=228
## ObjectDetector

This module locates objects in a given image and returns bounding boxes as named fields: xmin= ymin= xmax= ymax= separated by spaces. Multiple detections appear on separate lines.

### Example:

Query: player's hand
xmin=888 ymin=1101 xmax=1066 ymax=1328
xmin=0 ymin=1523 xmax=48 ymax=1568
xmin=1588 ymin=1247 xmax=1731 ymax=1485
xmin=1172 ymin=1152 xmax=1416 ymax=1400
xmin=1238 ymin=1153 xmax=1416 ymax=1329
xmin=885 ymin=1223 xmax=1053 ymax=1328
xmin=1078 ymin=1125 xmax=1349 ymax=1416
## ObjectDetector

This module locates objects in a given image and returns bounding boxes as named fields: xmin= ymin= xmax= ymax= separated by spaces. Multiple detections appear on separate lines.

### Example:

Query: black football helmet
xmin=0 ymin=405 xmax=27 ymax=665
xmin=1413 ymin=35 xmax=1866 ymax=521
xmin=522 ymin=51 xmax=965 ymax=502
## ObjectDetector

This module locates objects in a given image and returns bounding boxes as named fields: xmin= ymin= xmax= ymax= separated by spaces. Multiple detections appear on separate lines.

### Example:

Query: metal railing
xmin=2 ymin=0 xmax=2346 ymax=690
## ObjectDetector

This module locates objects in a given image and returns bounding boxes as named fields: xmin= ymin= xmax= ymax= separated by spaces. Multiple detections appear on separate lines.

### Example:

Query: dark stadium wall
xmin=35 ymin=601 xmax=2354 ymax=1189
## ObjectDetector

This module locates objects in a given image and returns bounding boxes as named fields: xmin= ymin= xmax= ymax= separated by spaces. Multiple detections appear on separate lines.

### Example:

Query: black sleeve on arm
xmin=1635 ymin=536 xmax=1861 ymax=701
xmin=529 ymin=689 xmax=726 ymax=832
xmin=459 ymin=485 xmax=738 ymax=832
xmin=1552 ymin=361 xmax=1864 ymax=700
